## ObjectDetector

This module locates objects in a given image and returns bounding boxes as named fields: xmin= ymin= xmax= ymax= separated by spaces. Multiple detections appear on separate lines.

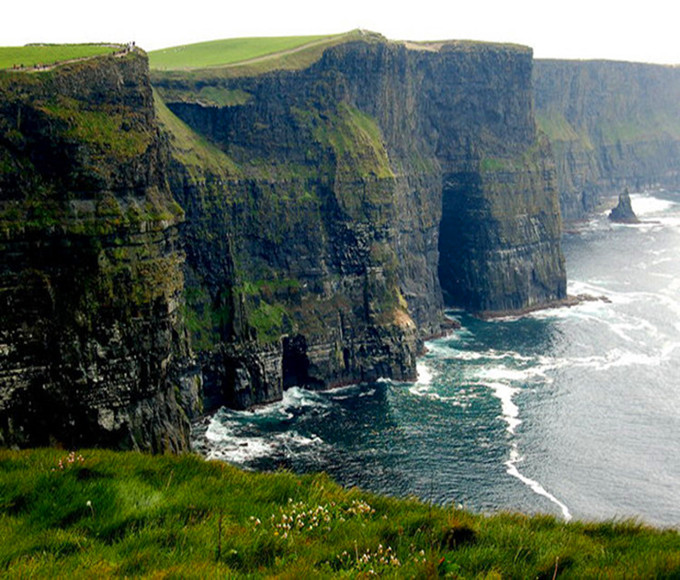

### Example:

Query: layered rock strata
xmin=534 ymin=60 xmax=680 ymax=220
xmin=1 ymin=36 xmax=567 ymax=449
xmin=0 ymin=52 xmax=196 ymax=451
xmin=155 ymin=37 xmax=566 ymax=412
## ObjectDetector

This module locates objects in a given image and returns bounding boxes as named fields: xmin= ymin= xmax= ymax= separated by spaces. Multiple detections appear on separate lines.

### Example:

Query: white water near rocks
xmin=194 ymin=190 xmax=680 ymax=528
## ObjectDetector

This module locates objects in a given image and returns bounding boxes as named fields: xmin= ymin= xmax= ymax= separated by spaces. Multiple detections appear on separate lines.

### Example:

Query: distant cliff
xmin=0 ymin=36 xmax=567 ymax=450
xmin=534 ymin=60 xmax=680 ymax=220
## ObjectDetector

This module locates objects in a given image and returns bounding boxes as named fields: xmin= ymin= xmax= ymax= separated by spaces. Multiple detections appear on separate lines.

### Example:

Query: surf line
xmin=486 ymin=381 xmax=572 ymax=521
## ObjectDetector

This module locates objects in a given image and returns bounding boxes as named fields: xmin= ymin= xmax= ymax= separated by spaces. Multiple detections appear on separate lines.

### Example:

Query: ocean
xmin=193 ymin=189 xmax=680 ymax=528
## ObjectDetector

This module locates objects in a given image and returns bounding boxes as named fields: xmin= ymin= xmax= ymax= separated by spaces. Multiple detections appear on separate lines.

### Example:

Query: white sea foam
xmin=219 ymin=386 xmax=330 ymax=423
xmin=416 ymin=361 xmax=433 ymax=386
xmin=456 ymin=349 xmax=536 ymax=363
xmin=655 ymin=216 xmax=680 ymax=228
xmin=204 ymin=419 xmax=278 ymax=464
xmin=423 ymin=341 xmax=465 ymax=359
xmin=629 ymin=194 xmax=676 ymax=216
xmin=505 ymin=444 xmax=572 ymax=521
xmin=567 ymin=279 xmax=611 ymax=297
xmin=408 ymin=383 xmax=431 ymax=397
xmin=480 ymin=376 xmax=572 ymax=521
xmin=423 ymin=341 xmax=536 ymax=364
xmin=281 ymin=386 xmax=329 ymax=409
xmin=205 ymin=416 xmax=236 ymax=442
xmin=203 ymin=411 xmax=326 ymax=466
xmin=407 ymin=384 xmax=460 ymax=403
xmin=476 ymin=365 xmax=549 ymax=383
xmin=483 ymin=382 xmax=521 ymax=434
xmin=591 ymin=349 xmax=664 ymax=371
xmin=324 ymin=383 xmax=362 ymax=395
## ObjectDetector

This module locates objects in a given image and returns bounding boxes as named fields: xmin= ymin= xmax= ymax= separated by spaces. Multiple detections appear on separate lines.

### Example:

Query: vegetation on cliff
xmin=0 ymin=51 xmax=194 ymax=452
xmin=2 ymin=448 xmax=679 ymax=578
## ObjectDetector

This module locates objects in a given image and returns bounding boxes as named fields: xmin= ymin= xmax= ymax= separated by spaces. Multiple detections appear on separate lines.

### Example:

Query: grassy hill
xmin=148 ymin=35 xmax=334 ymax=70
xmin=2 ymin=448 xmax=680 ymax=577
xmin=0 ymin=44 xmax=121 ymax=70
xmin=148 ymin=30 xmax=382 ymax=78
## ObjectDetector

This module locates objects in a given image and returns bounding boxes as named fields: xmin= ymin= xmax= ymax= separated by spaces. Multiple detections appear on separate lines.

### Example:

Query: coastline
xmin=476 ymin=293 xmax=611 ymax=321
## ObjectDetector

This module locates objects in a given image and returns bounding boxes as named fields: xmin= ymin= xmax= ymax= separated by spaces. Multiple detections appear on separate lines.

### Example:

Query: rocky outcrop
xmin=534 ymin=60 xmax=680 ymax=220
xmin=0 ymin=52 xmax=197 ymax=451
xmin=609 ymin=189 xmax=639 ymax=223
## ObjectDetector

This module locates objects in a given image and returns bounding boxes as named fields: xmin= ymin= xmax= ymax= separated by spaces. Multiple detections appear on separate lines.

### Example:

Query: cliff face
xmin=154 ymin=37 xmax=565 ymax=411
xmin=534 ymin=60 xmax=680 ymax=220
xmin=0 ymin=53 xmax=196 ymax=451
xmin=0 ymin=37 xmax=567 ymax=449
xmin=314 ymin=42 xmax=565 ymax=313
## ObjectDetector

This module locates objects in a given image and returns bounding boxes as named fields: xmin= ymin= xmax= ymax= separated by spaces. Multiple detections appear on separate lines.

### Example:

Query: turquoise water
xmin=194 ymin=190 xmax=680 ymax=528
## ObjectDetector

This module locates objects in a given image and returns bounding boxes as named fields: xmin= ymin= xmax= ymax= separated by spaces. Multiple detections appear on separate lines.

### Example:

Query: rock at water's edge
xmin=609 ymin=189 xmax=639 ymax=223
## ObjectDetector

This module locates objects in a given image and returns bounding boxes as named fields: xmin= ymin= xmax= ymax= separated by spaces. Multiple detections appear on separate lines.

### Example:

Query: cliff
xmin=0 ymin=36 xmax=567 ymax=449
xmin=152 ymin=37 xmax=565 ymax=412
xmin=0 ymin=51 xmax=197 ymax=451
xmin=534 ymin=59 xmax=680 ymax=220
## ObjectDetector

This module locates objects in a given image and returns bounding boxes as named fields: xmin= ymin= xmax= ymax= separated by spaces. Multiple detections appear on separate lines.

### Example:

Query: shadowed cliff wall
xmin=0 ymin=53 xmax=197 ymax=451
xmin=0 ymin=38 xmax=568 ymax=449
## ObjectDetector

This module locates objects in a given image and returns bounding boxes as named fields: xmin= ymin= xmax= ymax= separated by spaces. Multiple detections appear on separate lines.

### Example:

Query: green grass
xmin=38 ymin=96 xmax=153 ymax=160
xmin=2 ymin=448 xmax=680 ymax=578
xmin=537 ymin=109 xmax=680 ymax=148
xmin=153 ymin=88 xmax=240 ymax=176
xmin=149 ymin=30 xmax=380 ymax=78
xmin=148 ymin=35 xmax=335 ymax=70
xmin=0 ymin=44 xmax=120 ymax=70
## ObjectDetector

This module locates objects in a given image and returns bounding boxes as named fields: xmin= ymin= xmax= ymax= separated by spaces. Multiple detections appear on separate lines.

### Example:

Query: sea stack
xmin=609 ymin=189 xmax=639 ymax=223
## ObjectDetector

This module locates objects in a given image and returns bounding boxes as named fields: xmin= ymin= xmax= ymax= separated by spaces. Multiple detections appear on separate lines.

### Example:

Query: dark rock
xmin=1 ymin=38 xmax=569 ymax=450
xmin=441 ymin=524 xmax=477 ymax=549
xmin=609 ymin=189 xmax=639 ymax=223
xmin=0 ymin=52 xmax=197 ymax=452
xmin=157 ymin=38 xmax=566 ymax=401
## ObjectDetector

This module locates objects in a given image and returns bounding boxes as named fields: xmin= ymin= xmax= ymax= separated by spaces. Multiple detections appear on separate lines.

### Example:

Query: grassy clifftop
xmin=2 ymin=448 xmax=679 ymax=578
xmin=148 ymin=30 xmax=379 ymax=77
xmin=0 ymin=44 xmax=123 ymax=70
xmin=148 ymin=34 xmax=334 ymax=70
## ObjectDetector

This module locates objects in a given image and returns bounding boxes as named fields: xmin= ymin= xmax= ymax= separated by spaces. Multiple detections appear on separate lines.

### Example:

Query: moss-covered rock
xmin=0 ymin=52 xmax=196 ymax=452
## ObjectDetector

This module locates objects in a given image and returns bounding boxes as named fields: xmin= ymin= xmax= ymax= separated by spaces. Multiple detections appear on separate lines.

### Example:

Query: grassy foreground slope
xmin=0 ymin=44 xmax=120 ymax=70
xmin=1 ymin=449 xmax=679 ymax=578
